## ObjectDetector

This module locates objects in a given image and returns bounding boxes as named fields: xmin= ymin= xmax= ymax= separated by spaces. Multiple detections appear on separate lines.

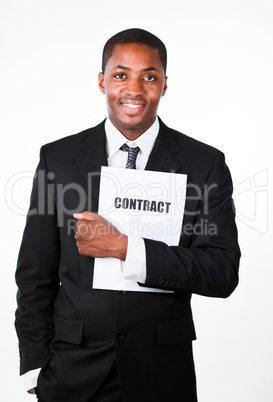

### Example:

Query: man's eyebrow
xmin=142 ymin=67 xmax=160 ymax=72
xmin=111 ymin=65 xmax=130 ymax=71
xmin=111 ymin=65 xmax=160 ymax=72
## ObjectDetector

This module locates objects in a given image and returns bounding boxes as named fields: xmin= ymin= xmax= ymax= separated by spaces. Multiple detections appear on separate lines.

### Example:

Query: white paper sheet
xmin=93 ymin=167 xmax=187 ymax=292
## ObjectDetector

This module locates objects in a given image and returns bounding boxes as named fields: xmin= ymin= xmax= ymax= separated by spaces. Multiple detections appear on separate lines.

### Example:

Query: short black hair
xmin=102 ymin=28 xmax=167 ymax=74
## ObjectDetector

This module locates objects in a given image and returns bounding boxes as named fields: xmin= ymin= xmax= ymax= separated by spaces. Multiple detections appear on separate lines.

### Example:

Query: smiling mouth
xmin=121 ymin=103 xmax=145 ymax=109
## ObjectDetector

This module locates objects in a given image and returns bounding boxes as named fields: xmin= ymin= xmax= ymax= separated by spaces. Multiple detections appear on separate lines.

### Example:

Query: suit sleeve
xmin=143 ymin=152 xmax=240 ymax=298
xmin=15 ymin=146 xmax=60 ymax=375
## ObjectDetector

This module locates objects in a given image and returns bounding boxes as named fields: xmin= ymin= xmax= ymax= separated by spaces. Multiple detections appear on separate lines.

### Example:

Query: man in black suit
xmin=15 ymin=28 xmax=240 ymax=402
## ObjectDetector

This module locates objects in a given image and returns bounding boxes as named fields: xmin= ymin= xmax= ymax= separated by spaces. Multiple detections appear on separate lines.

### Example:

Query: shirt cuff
xmin=23 ymin=368 xmax=41 ymax=393
xmin=121 ymin=236 xmax=146 ymax=283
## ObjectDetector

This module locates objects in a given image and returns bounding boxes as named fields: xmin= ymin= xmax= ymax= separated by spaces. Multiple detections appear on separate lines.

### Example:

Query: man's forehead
xmin=111 ymin=42 xmax=160 ymax=55
xmin=107 ymin=43 xmax=162 ymax=67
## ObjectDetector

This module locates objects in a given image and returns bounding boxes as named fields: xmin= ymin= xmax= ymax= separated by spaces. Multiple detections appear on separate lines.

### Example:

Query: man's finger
xmin=73 ymin=211 xmax=97 ymax=221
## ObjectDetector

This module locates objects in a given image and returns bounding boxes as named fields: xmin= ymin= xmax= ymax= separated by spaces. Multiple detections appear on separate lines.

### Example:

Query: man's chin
xmin=118 ymin=119 xmax=146 ymax=132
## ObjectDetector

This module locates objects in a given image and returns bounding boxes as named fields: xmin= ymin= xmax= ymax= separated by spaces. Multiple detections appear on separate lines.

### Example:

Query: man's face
xmin=98 ymin=43 xmax=167 ymax=140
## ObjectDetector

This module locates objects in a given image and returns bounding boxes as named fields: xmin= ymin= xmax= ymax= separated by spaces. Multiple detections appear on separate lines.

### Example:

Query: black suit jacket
xmin=15 ymin=118 xmax=240 ymax=401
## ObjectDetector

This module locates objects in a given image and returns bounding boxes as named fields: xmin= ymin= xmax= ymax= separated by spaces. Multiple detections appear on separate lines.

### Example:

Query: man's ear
xmin=162 ymin=75 xmax=168 ymax=97
xmin=98 ymin=72 xmax=105 ymax=94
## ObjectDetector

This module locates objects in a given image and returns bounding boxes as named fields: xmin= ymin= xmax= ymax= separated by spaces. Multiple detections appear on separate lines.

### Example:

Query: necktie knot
xmin=120 ymin=143 xmax=140 ymax=169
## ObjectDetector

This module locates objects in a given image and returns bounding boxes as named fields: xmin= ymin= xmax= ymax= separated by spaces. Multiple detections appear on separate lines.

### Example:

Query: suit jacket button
xmin=116 ymin=330 xmax=126 ymax=339
xmin=170 ymin=279 xmax=176 ymax=286
xmin=117 ymin=291 xmax=126 ymax=295
xmin=157 ymin=276 xmax=164 ymax=284
xmin=163 ymin=279 xmax=170 ymax=285
xmin=175 ymin=280 xmax=182 ymax=287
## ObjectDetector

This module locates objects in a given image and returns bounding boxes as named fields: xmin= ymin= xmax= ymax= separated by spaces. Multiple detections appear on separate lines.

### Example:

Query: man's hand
xmin=73 ymin=211 xmax=128 ymax=261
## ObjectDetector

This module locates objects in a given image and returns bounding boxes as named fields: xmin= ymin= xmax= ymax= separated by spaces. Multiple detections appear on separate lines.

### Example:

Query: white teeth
xmin=122 ymin=103 xmax=144 ymax=109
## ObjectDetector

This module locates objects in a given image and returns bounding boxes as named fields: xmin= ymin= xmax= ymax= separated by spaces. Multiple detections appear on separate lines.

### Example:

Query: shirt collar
xmin=105 ymin=116 xmax=159 ymax=159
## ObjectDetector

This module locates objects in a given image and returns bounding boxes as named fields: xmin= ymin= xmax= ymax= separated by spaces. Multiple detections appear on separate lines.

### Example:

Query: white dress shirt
xmin=24 ymin=116 xmax=160 ymax=393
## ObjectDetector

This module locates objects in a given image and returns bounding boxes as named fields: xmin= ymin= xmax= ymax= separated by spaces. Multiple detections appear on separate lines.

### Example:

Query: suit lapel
xmin=74 ymin=120 xmax=108 ymax=213
xmin=145 ymin=118 xmax=181 ymax=173
xmin=72 ymin=121 xmax=108 ymax=278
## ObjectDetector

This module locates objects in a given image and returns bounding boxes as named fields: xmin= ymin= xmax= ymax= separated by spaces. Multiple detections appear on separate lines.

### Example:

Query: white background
xmin=1 ymin=0 xmax=272 ymax=400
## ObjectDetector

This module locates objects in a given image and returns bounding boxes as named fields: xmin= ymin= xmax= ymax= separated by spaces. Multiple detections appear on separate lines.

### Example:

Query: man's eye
xmin=144 ymin=76 xmax=156 ymax=82
xmin=114 ymin=73 xmax=126 ymax=79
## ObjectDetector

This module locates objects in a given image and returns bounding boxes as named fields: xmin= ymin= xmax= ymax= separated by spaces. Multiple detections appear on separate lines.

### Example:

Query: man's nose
xmin=124 ymin=78 xmax=145 ymax=96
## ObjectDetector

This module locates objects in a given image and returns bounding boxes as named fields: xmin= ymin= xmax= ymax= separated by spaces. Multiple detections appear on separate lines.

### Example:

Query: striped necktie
xmin=120 ymin=143 xmax=140 ymax=169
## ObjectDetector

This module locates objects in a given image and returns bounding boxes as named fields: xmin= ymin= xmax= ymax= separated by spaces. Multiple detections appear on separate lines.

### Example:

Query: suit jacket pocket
xmin=54 ymin=313 xmax=84 ymax=344
xmin=157 ymin=317 xmax=196 ymax=346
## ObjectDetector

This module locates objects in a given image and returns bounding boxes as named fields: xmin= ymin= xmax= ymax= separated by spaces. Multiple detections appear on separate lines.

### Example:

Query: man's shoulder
xmin=159 ymin=119 xmax=223 ymax=160
xmin=41 ymin=120 xmax=106 ymax=156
